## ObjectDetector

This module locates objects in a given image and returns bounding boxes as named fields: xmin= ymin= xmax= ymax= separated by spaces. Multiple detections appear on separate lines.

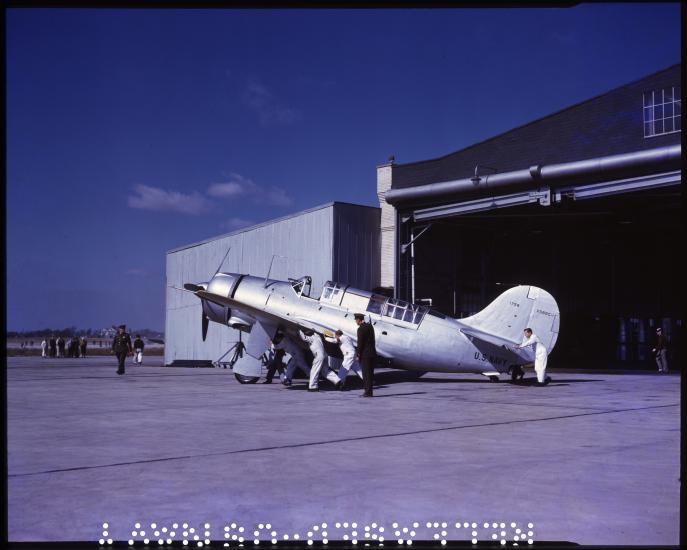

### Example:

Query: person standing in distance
xmin=652 ymin=327 xmax=669 ymax=374
xmin=132 ymin=334 xmax=145 ymax=366
xmin=112 ymin=324 xmax=133 ymax=375
xmin=514 ymin=327 xmax=551 ymax=386
xmin=355 ymin=313 xmax=377 ymax=397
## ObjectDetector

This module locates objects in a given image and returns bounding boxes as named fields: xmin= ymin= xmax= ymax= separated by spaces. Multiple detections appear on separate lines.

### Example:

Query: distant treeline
xmin=7 ymin=328 xmax=164 ymax=338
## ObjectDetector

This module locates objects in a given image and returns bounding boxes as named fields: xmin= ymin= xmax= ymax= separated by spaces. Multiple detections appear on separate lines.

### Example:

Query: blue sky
xmin=6 ymin=5 xmax=682 ymax=331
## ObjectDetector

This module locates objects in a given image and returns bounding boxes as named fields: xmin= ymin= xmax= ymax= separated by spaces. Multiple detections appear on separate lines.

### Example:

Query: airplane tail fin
xmin=460 ymin=285 xmax=560 ymax=354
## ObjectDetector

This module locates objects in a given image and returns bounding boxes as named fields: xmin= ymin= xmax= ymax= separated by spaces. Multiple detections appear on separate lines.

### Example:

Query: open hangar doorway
xmin=398 ymin=185 xmax=682 ymax=370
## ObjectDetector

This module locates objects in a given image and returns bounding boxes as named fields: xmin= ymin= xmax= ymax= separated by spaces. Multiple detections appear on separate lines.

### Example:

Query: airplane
xmin=177 ymin=261 xmax=560 ymax=386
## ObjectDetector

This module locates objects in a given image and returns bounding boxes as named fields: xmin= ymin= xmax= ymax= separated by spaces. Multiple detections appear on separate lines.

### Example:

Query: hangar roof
xmin=168 ymin=201 xmax=379 ymax=254
xmin=390 ymin=64 xmax=681 ymax=189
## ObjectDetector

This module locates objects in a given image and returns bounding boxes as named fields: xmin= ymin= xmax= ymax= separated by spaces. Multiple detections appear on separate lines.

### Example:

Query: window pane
xmin=655 ymin=117 xmax=664 ymax=134
xmin=664 ymin=117 xmax=674 ymax=133
xmin=675 ymin=116 xmax=681 ymax=131
xmin=665 ymin=101 xmax=674 ymax=118
xmin=644 ymin=122 xmax=653 ymax=137
xmin=653 ymin=104 xmax=663 ymax=120
xmin=403 ymin=309 xmax=414 ymax=322
xmin=675 ymin=101 xmax=681 ymax=116
xmin=323 ymin=288 xmax=332 ymax=300
xmin=643 ymin=106 xmax=653 ymax=122
xmin=394 ymin=307 xmax=405 ymax=320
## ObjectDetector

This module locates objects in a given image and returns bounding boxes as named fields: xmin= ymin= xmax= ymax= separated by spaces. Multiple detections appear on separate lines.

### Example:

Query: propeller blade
xmin=202 ymin=312 xmax=210 ymax=341
xmin=184 ymin=283 xmax=204 ymax=292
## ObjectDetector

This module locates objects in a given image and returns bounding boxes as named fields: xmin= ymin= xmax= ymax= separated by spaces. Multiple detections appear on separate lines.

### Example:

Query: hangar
xmin=377 ymin=64 xmax=682 ymax=369
xmin=165 ymin=202 xmax=380 ymax=366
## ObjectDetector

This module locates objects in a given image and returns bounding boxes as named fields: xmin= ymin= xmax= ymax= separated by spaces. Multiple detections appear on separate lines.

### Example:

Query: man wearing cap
xmin=112 ymin=325 xmax=133 ymax=375
xmin=652 ymin=327 xmax=669 ymax=374
xmin=355 ymin=313 xmax=377 ymax=397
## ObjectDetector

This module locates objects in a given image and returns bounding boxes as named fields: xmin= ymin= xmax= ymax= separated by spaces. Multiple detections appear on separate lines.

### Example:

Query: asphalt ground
xmin=7 ymin=356 xmax=680 ymax=546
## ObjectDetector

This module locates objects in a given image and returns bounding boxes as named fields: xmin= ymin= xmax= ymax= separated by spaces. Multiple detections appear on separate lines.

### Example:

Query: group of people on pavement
xmin=263 ymin=313 xmax=377 ymax=397
xmin=41 ymin=336 xmax=88 ymax=358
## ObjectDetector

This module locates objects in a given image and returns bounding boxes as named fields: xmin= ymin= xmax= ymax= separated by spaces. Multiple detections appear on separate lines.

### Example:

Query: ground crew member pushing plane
xmin=514 ymin=327 xmax=551 ymax=386
xmin=299 ymin=329 xmax=340 ymax=392
xmin=276 ymin=334 xmax=310 ymax=387
xmin=325 ymin=330 xmax=364 ymax=391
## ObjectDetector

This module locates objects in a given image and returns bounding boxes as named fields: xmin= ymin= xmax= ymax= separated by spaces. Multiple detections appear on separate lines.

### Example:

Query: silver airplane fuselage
xmin=191 ymin=272 xmax=560 ymax=376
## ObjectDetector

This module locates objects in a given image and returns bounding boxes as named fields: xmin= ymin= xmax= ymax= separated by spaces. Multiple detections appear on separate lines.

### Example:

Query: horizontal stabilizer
xmin=460 ymin=325 xmax=526 ymax=362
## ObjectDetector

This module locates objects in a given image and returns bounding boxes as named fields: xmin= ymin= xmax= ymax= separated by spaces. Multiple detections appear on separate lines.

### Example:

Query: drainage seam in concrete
xmin=8 ymin=403 xmax=678 ymax=478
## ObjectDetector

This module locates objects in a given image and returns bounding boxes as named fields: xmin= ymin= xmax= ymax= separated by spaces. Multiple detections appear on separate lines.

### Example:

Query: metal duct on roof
xmin=384 ymin=145 xmax=681 ymax=206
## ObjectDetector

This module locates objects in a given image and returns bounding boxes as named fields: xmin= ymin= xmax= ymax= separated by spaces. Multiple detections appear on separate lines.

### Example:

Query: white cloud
xmin=206 ymin=173 xmax=293 ymax=207
xmin=206 ymin=181 xmax=245 ymax=198
xmin=242 ymin=79 xmax=299 ymax=125
xmin=128 ymin=184 xmax=211 ymax=215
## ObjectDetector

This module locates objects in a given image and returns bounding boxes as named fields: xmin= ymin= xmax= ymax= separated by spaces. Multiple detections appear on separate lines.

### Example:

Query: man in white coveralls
xmin=299 ymin=329 xmax=340 ymax=392
xmin=514 ymin=327 xmax=551 ymax=386
xmin=325 ymin=329 xmax=364 ymax=391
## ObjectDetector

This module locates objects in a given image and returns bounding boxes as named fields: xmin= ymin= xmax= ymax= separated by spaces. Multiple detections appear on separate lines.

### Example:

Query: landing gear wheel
xmin=234 ymin=373 xmax=260 ymax=384
xmin=509 ymin=366 xmax=525 ymax=381
xmin=489 ymin=375 xmax=499 ymax=383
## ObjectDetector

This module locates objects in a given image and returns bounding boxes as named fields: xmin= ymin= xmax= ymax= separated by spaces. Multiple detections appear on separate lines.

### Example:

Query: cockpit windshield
xmin=382 ymin=298 xmax=429 ymax=325
xmin=320 ymin=280 xmax=346 ymax=303
xmin=290 ymin=276 xmax=312 ymax=298
xmin=364 ymin=294 xmax=428 ymax=325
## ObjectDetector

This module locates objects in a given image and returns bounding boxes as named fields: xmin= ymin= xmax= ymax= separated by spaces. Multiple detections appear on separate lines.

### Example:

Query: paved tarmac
xmin=7 ymin=356 xmax=680 ymax=545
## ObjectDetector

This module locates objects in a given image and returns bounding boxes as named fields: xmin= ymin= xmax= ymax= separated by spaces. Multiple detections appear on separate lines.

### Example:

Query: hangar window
xmin=643 ymin=87 xmax=681 ymax=137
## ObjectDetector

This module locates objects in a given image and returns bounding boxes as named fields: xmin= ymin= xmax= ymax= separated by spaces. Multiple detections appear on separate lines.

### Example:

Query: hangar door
xmin=397 ymin=172 xmax=682 ymax=369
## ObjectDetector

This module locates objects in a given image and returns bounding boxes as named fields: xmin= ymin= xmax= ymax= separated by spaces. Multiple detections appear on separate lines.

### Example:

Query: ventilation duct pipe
xmin=384 ymin=145 xmax=681 ymax=206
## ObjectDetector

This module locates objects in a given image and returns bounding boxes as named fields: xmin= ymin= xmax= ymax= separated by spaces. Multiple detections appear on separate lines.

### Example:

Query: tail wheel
xmin=509 ymin=365 xmax=524 ymax=381
xmin=234 ymin=373 xmax=259 ymax=384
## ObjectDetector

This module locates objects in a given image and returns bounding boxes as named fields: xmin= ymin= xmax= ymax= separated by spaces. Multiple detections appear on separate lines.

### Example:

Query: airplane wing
xmin=195 ymin=290 xmax=342 ymax=344
xmin=459 ymin=325 xmax=531 ymax=363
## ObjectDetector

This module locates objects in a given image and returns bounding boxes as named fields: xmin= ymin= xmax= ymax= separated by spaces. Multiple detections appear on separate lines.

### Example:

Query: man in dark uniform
xmin=49 ymin=336 xmax=57 ymax=357
xmin=355 ymin=313 xmax=377 ymax=397
xmin=112 ymin=324 xmax=133 ymax=375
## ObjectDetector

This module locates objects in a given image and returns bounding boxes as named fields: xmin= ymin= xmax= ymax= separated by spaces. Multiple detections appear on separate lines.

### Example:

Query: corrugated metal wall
xmin=332 ymin=203 xmax=381 ymax=290
xmin=165 ymin=202 xmax=380 ymax=365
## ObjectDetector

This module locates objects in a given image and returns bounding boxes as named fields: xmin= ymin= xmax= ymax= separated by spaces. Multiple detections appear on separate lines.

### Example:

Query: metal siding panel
xmin=332 ymin=204 xmax=381 ymax=291
xmin=165 ymin=205 xmax=339 ymax=362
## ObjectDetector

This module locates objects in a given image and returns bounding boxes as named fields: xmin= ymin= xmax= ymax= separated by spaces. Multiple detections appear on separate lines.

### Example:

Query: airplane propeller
xmin=184 ymin=247 xmax=232 ymax=342
xmin=202 ymin=311 xmax=210 ymax=341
